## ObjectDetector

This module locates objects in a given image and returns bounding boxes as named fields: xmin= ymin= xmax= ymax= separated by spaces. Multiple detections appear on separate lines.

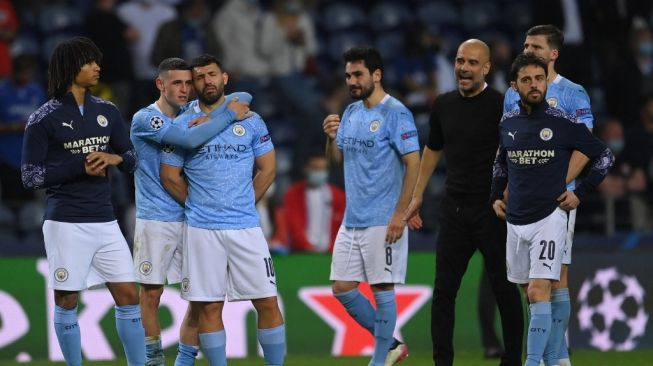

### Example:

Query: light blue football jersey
xmin=335 ymin=94 xmax=420 ymax=227
xmin=131 ymin=103 xmax=184 ymax=221
xmin=161 ymin=101 xmax=274 ymax=230
xmin=504 ymin=74 xmax=594 ymax=189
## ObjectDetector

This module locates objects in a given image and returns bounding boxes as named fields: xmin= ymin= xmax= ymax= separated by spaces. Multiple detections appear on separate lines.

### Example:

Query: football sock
xmin=257 ymin=324 xmax=286 ymax=365
xmin=115 ymin=304 xmax=146 ymax=366
xmin=199 ymin=331 xmax=227 ymax=366
xmin=334 ymin=288 xmax=376 ymax=333
xmin=525 ymin=302 xmax=552 ymax=366
xmin=145 ymin=335 xmax=164 ymax=365
xmin=370 ymin=290 xmax=397 ymax=366
xmin=54 ymin=305 xmax=82 ymax=366
xmin=174 ymin=342 xmax=199 ymax=366
xmin=552 ymin=288 xmax=571 ymax=364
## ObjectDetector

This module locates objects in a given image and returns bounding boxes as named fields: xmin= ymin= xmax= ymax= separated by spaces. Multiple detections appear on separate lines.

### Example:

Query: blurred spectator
xmin=0 ymin=54 xmax=46 ymax=233
xmin=259 ymin=0 xmax=323 ymax=178
xmin=487 ymin=36 xmax=513 ymax=93
xmin=256 ymin=183 xmax=289 ymax=254
xmin=151 ymin=0 xmax=221 ymax=66
xmin=117 ymin=0 xmax=176 ymax=115
xmin=85 ymin=0 xmax=136 ymax=117
xmin=213 ymin=0 xmax=269 ymax=82
xmin=393 ymin=23 xmax=439 ymax=112
xmin=0 ymin=0 xmax=19 ymax=78
xmin=621 ymin=95 xmax=653 ymax=232
xmin=283 ymin=153 xmax=345 ymax=253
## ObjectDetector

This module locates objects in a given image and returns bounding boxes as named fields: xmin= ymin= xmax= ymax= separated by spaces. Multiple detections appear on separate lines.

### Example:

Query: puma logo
xmin=508 ymin=131 xmax=517 ymax=140
xmin=542 ymin=263 xmax=552 ymax=271
xmin=62 ymin=120 xmax=74 ymax=130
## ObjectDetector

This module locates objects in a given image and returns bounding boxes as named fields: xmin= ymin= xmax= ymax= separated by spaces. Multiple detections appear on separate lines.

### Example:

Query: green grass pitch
xmin=7 ymin=350 xmax=653 ymax=365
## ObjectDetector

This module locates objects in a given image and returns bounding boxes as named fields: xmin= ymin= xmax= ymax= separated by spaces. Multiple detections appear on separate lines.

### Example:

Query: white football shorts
xmin=181 ymin=226 xmax=278 ymax=302
xmin=562 ymin=208 xmax=576 ymax=265
xmin=43 ymin=220 xmax=136 ymax=290
xmin=506 ymin=208 xmax=568 ymax=284
xmin=132 ymin=218 xmax=184 ymax=285
xmin=330 ymin=225 xmax=408 ymax=285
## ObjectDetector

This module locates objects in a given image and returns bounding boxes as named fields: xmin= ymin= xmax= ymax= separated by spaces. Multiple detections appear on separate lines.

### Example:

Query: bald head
xmin=458 ymin=39 xmax=491 ymax=62
xmin=454 ymin=39 xmax=491 ymax=97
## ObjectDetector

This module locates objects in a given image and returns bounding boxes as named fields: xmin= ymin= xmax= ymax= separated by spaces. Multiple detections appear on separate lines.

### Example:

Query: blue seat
xmin=460 ymin=1 xmax=499 ymax=32
xmin=374 ymin=31 xmax=406 ymax=63
xmin=368 ymin=2 xmax=413 ymax=33
xmin=327 ymin=31 xmax=372 ymax=62
xmin=38 ymin=4 xmax=83 ymax=33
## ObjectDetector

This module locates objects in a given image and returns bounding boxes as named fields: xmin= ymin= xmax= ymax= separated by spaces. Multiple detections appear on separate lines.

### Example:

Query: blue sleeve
xmin=131 ymin=109 xmax=170 ymax=144
xmin=569 ymin=86 xmax=593 ymax=129
xmin=160 ymin=144 xmax=186 ymax=167
xmin=161 ymin=108 xmax=236 ymax=149
xmin=21 ymin=117 xmax=85 ymax=190
xmin=110 ymin=108 xmax=138 ymax=173
xmin=250 ymin=115 xmax=274 ymax=157
xmin=503 ymin=89 xmax=518 ymax=114
xmin=569 ymin=124 xmax=613 ymax=200
xmin=160 ymin=92 xmax=252 ymax=149
xmin=387 ymin=107 xmax=420 ymax=155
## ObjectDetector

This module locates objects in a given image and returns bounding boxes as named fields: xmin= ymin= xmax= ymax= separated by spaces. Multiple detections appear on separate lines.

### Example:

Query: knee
xmin=527 ymin=281 xmax=552 ymax=303
xmin=112 ymin=283 xmax=140 ymax=306
xmin=54 ymin=291 xmax=79 ymax=309
xmin=197 ymin=302 xmax=223 ymax=321
xmin=331 ymin=281 xmax=357 ymax=295
xmin=140 ymin=285 xmax=164 ymax=307
xmin=252 ymin=297 xmax=280 ymax=316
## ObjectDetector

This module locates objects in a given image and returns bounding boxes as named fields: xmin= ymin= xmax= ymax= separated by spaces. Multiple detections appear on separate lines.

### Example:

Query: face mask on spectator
xmin=307 ymin=170 xmax=328 ymax=187
xmin=606 ymin=139 xmax=625 ymax=154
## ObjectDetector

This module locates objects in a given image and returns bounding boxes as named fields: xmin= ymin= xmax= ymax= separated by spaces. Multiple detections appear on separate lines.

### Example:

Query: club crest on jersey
xmin=150 ymin=116 xmax=164 ymax=130
xmin=547 ymin=98 xmax=558 ymax=108
xmin=540 ymin=128 xmax=553 ymax=141
xmin=162 ymin=144 xmax=175 ymax=153
xmin=369 ymin=120 xmax=380 ymax=132
xmin=139 ymin=261 xmax=152 ymax=275
xmin=233 ymin=124 xmax=246 ymax=136
xmin=181 ymin=278 xmax=190 ymax=292
xmin=97 ymin=114 xmax=108 ymax=127
xmin=54 ymin=268 xmax=69 ymax=282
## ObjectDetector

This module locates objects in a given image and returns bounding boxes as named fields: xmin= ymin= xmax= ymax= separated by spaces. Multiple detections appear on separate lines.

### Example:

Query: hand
xmin=404 ymin=196 xmax=424 ymax=230
xmin=492 ymin=199 xmax=506 ymax=220
xmin=85 ymin=161 xmax=106 ymax=177
xmin=86 ymin=152 xmax=123 ymax=172
xmin=188 ymin=115 xmax=209 ymax=127
xmin=557 ymin=191 xmax=579 ymax=211
xmin=322 ymin=114 xmax=340 ymax=139
xmin=386 ymin=212 xmax=406 ymax=244
xmin=227 ymin=97 xmax=253 ymax=121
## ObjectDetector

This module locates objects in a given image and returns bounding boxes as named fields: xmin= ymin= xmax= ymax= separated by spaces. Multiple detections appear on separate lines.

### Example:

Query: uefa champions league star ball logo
xmin=162 ymin=144 xmax=175 ymax=153
xmin=150 ymin=116 xmax=164 ymax=130
xmin=577 ymin=267 xmax=648 ymax=351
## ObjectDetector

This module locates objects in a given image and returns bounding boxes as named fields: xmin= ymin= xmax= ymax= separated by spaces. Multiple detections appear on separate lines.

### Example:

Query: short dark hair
xmin=47 ymin=36 xmax=103 ymax=99
xmin=189 ymin=54 xmax=224 ymax=71
xmin=526 ymin=24 xmax=564 ymax=50
xmin=343 ymin=46 xmax=384 ymax=75
xmin=509 ymin=53 xmax=548 ymax=81
xmin=158 ymin=57 xmax=190 ymax=75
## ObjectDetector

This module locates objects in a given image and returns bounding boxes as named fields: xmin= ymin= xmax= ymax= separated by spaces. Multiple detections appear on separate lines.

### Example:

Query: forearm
xmin=161 ymin=174 xmax=187 ymax=205
xmin=489 ymin=149 xmax=508 ymax=202
xmin=21 ymin=156 xmax=86 ymax=190
xmin=253 ymin=169 xmax=275 ymax=204
xmin=325 ymin=137 xmax=342 ymax=165
xmin=566 ymin=150 xmax=590 ymax=184
xmin=574 ymin=148 xmax=615 ymax=201
xmin=395 ymin=151 xmax=420 ymax=213
xmin=412 ymin=146 xmax=441 ymax=199
xmin=162 ymin=109 xmax=235 ymax=149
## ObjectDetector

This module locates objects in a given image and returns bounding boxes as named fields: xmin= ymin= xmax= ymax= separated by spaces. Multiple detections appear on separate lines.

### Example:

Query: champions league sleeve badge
xmin=150 ymin=116 xmax=164 ymax=130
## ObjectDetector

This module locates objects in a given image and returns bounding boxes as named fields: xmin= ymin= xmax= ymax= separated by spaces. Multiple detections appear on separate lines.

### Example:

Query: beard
xmin=349 ymin=82 xmax=374 ymax=100
xmin=520 ymin=90 xmax=544 ymax=107
xmin=197 ymin=84 xmax=223 ymax=105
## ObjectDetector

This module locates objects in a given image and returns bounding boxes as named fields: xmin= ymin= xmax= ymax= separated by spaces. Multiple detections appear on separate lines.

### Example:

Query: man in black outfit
xmin=404 ymin=39 xmax=524 ymax=366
